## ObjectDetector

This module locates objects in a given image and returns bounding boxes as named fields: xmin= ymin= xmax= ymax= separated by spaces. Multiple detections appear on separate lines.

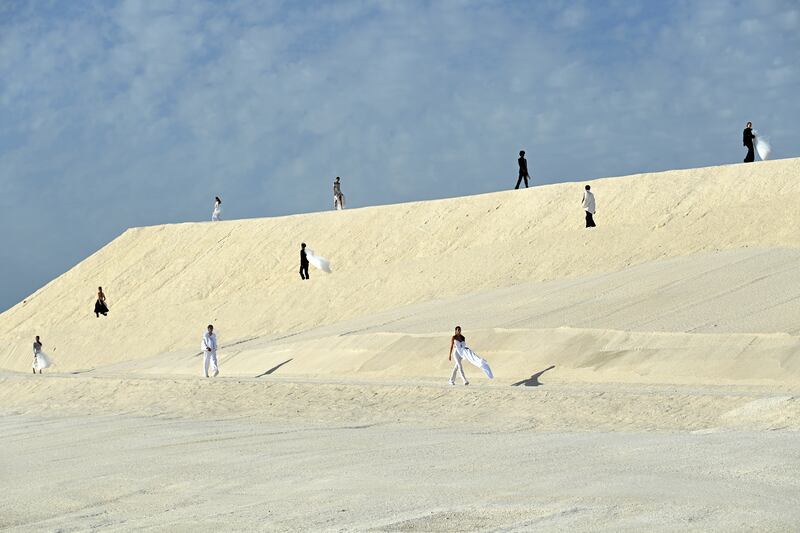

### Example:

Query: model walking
xmin=299 ymin=243 xmax=310 ymax=280
xmin=515 ymin=150 xmax=531 ymax=189
xmin=448 ymin=326 xmax=493 ymax=385
xmin=94 ymin=286 xmax=109 ymax=317
xmin=32 ymin=335 xmax=50 ymax=374
xmin=582 ymin=185 xmax=596 ymax=228
xmin=202 ymin=324 xmax=219 ymax=378
xmin=743 ymin=122 xmax=756 ymax=163
xmin=333 ymin=177 xmax=345 ymax=210
xmin=212 ymin=196 xmax=222 ymax=221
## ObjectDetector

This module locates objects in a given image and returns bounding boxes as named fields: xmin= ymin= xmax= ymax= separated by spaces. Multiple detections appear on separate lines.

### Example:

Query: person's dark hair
xmin=455 ymin=326 xmax=461 ymax=331
xmin=215 ymin=196 xmax=221 ymax=203
xmin=585 ymin=185 xmax=591 ymax=190
xmin=207 ymin=324 xmax=214 ymax=330
xmin=335 ymin=176 xmax=340 ymax=181
xmin=301 ymin=243 xmax=306 ymax=248
xmin=746 ymin=122 xmax=752 ymax=127
xmin=519 ymin=150 xmax=525 ymax=156
xmin=98 ymin=286 xmax=102 ymax=291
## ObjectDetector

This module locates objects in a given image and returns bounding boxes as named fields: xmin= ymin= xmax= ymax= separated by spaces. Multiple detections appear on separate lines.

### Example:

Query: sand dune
xmin=1 ymin=158 xmax=799 ymax=379
xmin=3 ymin=160 xmax=800 ymax=531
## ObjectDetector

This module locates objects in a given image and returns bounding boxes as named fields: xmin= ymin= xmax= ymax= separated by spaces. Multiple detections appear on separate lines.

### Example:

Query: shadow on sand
xmin=511 ymin=365 xmax=555 ymax=387
xmin=255 ymin=359 xmax=293 ymax=378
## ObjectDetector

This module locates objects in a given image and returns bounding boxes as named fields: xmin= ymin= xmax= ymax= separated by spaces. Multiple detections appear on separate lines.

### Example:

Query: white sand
xmin=2 ymin=159 xmax=800 ymax=530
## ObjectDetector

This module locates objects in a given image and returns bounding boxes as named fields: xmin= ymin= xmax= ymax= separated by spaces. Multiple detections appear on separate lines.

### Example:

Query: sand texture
xmin=2 ymin=159 xmax=800 ymax=531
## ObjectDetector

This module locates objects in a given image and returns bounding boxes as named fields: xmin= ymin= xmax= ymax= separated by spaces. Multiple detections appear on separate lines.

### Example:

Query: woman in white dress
xmin=212 ymin=196 xmax=222 ymax=221
xmin=32 ymin=335 xmax=51 ymax=374
xmin=447 ymin=326 xmax=493 ymax=386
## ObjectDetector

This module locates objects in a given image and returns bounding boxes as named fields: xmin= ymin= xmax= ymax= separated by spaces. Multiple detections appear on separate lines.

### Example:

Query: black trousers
xmin=300 ymin=264 xmax=309 ymax=280
xmin=515 ymin=173 xmax=529 ymax=189
xmin=744 ymin=143 xmax=755 ymax=163
xmin=585 ymin=211 xmax=596 ymax=228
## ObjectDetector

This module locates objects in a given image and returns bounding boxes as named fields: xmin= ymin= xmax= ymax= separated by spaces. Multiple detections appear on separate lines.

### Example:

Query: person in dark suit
xmin=743 ymin=122 xmax=756 ymax=163
xmin=299 ymin=243 xmax=309 ymax=280
xmin=515 ymin=150 xmax=530 ymax=189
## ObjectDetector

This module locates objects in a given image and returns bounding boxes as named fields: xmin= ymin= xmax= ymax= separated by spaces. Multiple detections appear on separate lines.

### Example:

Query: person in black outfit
xmin=299 ymin=243 xmax=309 ymax=280
xmin=515 ymin=150 xmax=530 ymax=189
xmin=743 ymin=122 xmax=756 ymax=163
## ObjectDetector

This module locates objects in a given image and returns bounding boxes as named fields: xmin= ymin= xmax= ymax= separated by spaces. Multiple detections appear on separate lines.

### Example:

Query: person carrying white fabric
xmin=211 ymin=196 xmax=222 ymax=221
xmin=582 ymin=185 xmax=596 ymax=228
xmin=333 ymin=177 xmax=345 ymax=210
xmin=447 ymin=326 xmax=493 ymax=386
xmin=31 ymin=335 xmax=50 ymax=374
xmin=202 ymin=324 xmax=219 ymax=378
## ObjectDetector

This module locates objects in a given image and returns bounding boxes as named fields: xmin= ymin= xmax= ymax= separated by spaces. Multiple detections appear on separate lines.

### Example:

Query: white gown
xmin=754 ymin=131 xmax=771 ymax=161
xmin=211 ymin=202 xmax=222 ymax=221
xmin=306 ymin=249 xmax=332 ymax=273
xmin=452 ymin=340 xmax=493 ymax=379
xmin=33 ymin=351 xmax=51 ymax=371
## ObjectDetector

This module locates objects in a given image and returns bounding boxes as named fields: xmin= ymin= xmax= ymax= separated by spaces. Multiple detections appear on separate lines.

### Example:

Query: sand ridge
xmin=1 ymin=159 xmax=799 ymax=378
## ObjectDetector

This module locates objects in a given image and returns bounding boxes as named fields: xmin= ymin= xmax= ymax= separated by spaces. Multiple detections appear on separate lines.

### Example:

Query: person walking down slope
xmin=515 ymin=150 xmax=531 ymax=189
xmin=212 ymin=196 xmax=222 ymax=221
xmin=299 ymin=243 xmax=310 ymax=280
xmin=582 ymin=185 xmax=596 ymax=228
xmin=94 ymin=286 xmax=109 ymax=318
xmin=448 ymin=326 xmax=494 ymax=386
xmin=333 ymin=177 xmax=345 ymax=210
xmin=202 ymin=324 xmax=219 ymax=378
xmin=31 ymin=335 xmax=51 ymax=374
xmin=743 ymin=122 xmax=756 ymax=163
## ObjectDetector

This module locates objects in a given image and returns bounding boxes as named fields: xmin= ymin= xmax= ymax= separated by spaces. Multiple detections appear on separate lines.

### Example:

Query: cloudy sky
xmin=1 ymin=0 xmax=798 ymax=311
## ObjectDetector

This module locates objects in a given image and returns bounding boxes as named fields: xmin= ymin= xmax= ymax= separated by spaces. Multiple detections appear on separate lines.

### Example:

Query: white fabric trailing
xmin=306 ymin=249 xmax=332 ymax=273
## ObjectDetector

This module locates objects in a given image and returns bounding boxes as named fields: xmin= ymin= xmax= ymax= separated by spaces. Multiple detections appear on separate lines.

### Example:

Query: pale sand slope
xmin=19 ymin=246 xmax=800 ymax=386
xmin=1 ymin=159 xmax=799 ymax=373
xmin=3 ymin=160 xmax=800 ymax=531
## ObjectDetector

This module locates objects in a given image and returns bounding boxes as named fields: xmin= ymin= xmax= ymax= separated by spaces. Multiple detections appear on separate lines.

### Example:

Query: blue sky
xmin=1 ymin=0 xmax=799 ymax=311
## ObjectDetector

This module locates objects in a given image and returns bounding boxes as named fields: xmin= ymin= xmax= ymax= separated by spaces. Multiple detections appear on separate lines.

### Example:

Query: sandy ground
xmin=3 ymin=160 xmax=800 ymax=530
xmin=2 ymin=377 xmax=800 ymax=532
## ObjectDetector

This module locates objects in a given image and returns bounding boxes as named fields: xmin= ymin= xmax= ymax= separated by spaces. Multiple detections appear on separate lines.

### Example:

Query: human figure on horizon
xmin=31 ymin=335 xmax=49 ymax=374
xmin=333 ymin=177 xmax=345 ymax=210
xmin=202 ymin=324 xmax=219 ymax=378
xmin=212 ymin=196 xmax=222 ymax=221
xmin=582 ymin=185 xmax=596 ymax=228
xmin=448 ymin=326 xmax=493 ymax=386
xmin=743 ymin=122 xmax=756 ymax=163
xmin=94 ymin=286 xmax=109 ymax=318
xmin=299 ymin=243 xmax=310 ymax=280
xmin=515 ymin=150 xmax=530 ymax=189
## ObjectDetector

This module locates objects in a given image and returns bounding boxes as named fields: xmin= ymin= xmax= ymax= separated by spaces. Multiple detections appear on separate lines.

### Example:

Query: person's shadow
xmin=255 ymin=358 xmax=293 ymax=378
xmin=511 ymin=365 xmax=555 ymax=387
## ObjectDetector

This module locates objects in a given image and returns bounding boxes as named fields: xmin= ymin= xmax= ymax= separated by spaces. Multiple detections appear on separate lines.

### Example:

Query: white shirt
xmin=582 ymin=190 xmax=596 ymax=214
xmin=202 ymin=331 xmax=217 ymax=352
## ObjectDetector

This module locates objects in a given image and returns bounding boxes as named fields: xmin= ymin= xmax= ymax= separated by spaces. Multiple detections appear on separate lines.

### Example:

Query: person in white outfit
xmin=582 ymin=185 xmax=596 ymax=228
xmin=449 ymin=326 xmax=469 ymax=386
xmin=202 ymin=324 xmax=219 ymax=377
xmin=447 ymin=326 xmax=495 ymax=386
xmin=212 ymin=196 xmax=222 ymax=221
xmin=333 ymin=177 xmax=345 ymax=210
xmin=31 ymin=335 xmax=50 ymax=374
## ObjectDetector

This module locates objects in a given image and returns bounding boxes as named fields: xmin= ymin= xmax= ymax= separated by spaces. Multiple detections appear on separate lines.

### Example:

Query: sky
xmin=1 ymin=0 xmax=799 ymax=311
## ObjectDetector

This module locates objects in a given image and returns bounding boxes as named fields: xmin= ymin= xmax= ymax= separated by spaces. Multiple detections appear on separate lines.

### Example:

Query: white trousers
xmin=450 ymin=355 xmax=467 ymax=384
xmin=204 ymin=350 xmax=219 ymax=377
